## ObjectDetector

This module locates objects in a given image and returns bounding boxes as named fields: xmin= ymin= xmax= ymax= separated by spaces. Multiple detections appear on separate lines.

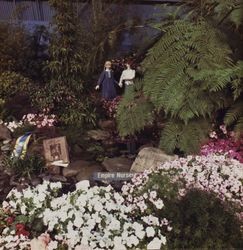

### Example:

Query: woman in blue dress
xmin=95 ymin=61 xmax=118 ymax=100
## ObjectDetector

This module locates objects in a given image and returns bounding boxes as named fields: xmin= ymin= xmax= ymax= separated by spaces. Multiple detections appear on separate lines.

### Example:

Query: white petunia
xmin=76 ymin=180 xmax=90 ymax=191
xmin=147 ymin=237 xmax=163 ymax=250
xmin=20 ymin=204 xmax=27 ymax=215
xmin=93 ymin=201 xmax=103 ymax=212
xmin=50 ymin=182 xmax=62 ymax=190
xmin=73 ymin=216 xmax=84 ymax=228
xmin=114 ymin=236 xmax=127 ymax=250
xmin=146 ymin=227 xmax=155 ymax=237
xmin=153 ymin=199 xmax=164 ymax=209
xmin=47 ymin=240 xmax=58 ymax=250
xmin=23 ymin=189 xmax=34 ymax=199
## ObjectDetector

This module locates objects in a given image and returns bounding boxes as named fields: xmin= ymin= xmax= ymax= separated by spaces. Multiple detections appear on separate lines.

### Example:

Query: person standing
xmin=118 ymin=62 xmax=136 ymax=90
xmin=95 ymin=61 xmax=118 ymax=100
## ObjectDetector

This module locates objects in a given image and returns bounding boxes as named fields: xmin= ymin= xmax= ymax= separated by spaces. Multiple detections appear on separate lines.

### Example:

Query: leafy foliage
xmin=181 ymin=0 xmax=243 ymax=28
xmin=47 ymin=0 xmax=87 ymax=97
xmin=117 ymin=83 xmax=154 ymax=137
xmin=0 ymin=71 xmax=33 ymax=120
xmin=3 ymin=154 xmax=45 ymax=179
xmin=0 ymin=71 xmax=31 ymax=99
xmin=224 ymin=61 xmax=243 ymax=136
xmin=142 ymin=20 xmax=232 ymax=119
xmin=118 ymin=18 xmax=243 ymax=153
xmin=33 ymin=0 xmax=97 ymax=127
xmin=160 ymin=119 xmax=210 ymax=154
xmin=0 ymin=23 xmax=31 ymax=75
xmin=167 ymin=189 xmax=243 ymax=249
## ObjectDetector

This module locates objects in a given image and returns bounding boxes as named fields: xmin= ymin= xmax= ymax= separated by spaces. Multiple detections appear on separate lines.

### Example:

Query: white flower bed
xmin=0 ymin=181 xmax=167 ymax=250
xmin=122 ymin=154 xmax=243 ymax=208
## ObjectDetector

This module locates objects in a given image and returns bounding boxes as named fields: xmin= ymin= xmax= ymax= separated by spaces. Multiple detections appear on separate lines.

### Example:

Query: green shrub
xmin=3 ymin=154 xmax=45 ymax=179
xmin=167 ymin=189 xmax=243 ymax=249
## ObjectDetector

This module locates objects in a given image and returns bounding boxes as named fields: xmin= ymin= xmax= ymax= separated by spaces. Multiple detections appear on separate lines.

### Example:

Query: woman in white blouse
xmin=119 ymin=62 xmax=136 ymax=88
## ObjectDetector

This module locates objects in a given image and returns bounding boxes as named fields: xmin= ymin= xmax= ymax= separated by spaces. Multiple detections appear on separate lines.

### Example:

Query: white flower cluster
xmin=0 ymin=233 xmax=30 ymax=249
xmin=158 ymin=154 xmax=243 ymax=207
xmin=1 ymin=180 xmax=167 ymax=250
xmin=42 ymin=181 xmax=166 ymax=249
xmin=122 ymin=177 xmax=171 ymax=233
xmin=5 ymin=181 xmax=62 ymax=215
xmin=22 ymin=113 xmax=56 ymax=128
xmin=0 ymin=119 xmax=23 ymax=132
xmin=123 ymin=154 xmax=243 ymax=210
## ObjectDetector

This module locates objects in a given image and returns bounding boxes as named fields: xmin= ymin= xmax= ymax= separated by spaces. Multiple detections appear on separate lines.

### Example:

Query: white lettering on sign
xmin=93 ymin=172 xmax=137 ymax=181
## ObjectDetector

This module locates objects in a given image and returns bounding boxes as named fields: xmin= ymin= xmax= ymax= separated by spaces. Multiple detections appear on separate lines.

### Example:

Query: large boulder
xmin=0 ymin=124 xmax=11 ymax=141
xmin=62 ymin=160 xmax=92 ymax=178
xmin=130 ymin=147 xmax=178 ymax=173
xmin=87 ymin=130 xmax=110 ymax=141
xmin=102 ymin=157 xmax=133 ymax=172
xmin=76 ymin=164 xmax=104 ymax=182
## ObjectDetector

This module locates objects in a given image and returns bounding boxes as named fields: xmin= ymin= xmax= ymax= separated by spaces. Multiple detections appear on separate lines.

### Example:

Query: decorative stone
xmin=87 ymin=130 xmax=110 ymax=141
xmin=102 ymin=157 xmax=133 ymax=172
xmin=76 ymin=164 xmax=104 ymax=182
xmin=0 ymin=124 xmax=11 ymax=141
xmin=50 ymin=175 xmax=67 ymax=182
xmin=62 ymin=168 xmax=80 ymax=178
xmin=47 ymin=165 xmax=61 ymax=175
xmin=130 ymin=147 xmax=178 ymax=173
xmin=31 ymin=177 xmax=42 ymax=186
xmin=73 ymin=145 xmax=83 ymax=155
xmin=62 ymin=160 xmax=92 ymax=178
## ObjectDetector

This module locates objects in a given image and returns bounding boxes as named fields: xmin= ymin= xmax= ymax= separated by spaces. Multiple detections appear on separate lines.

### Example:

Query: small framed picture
xmin=43 ymin=136 xmax=69 ymax=167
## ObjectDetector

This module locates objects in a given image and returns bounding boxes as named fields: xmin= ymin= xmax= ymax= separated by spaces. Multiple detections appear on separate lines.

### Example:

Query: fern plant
xmin=224 ymin=61 xmax=243 ymax=137
xmin=117 ymin=82 xmax=154 ymax=137
xmin=117 ymin=19 xmax=243 ymax=154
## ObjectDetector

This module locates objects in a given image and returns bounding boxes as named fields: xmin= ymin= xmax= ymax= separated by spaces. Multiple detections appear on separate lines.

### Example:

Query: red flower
xmin=15 ymin=223 xmax=25 ymax=231
xmin=6 ymin=217 xmax=14 ymax=225
xmin=15 ymin=223 xmax=30 ymax=237
xmin=16 ymin=229 xmax=30 ymax=237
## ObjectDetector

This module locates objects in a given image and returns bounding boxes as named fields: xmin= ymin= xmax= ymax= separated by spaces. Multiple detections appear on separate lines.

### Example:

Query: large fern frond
xmin=224 ymin=99 xmax=243 ymax=136
xmin=160 ymin=119 xmax=211 ymax=154
xmin=117 ymin=83 xmax=154 ymax=137
xmin=142 ymin=20 xmax=235 ymax=124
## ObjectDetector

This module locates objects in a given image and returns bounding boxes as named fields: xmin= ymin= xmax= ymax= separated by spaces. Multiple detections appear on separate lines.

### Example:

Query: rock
xmin=62 ymin=160 xmax=92 ymax=178
xmin=102 ymin=157 xmax=133 ymax=172
xmin=87 ymin=130 xmax=110 ymax=141
xmin=73 ymin=145 xmax=83 ymax=155
xmin=76 ymin=164 xmax=104 ymax=182
xmin=0 ymin=124 xmax=11 ymax=141
xmin=42 ymin=175 xmax=51 ymax=181
xmin=47 ymin=165 xmax=61 ymax=175
xmin=138 ymin=143 xmax=154 ymax=152
xmin=31 ymin=177 xmax=42 ymax=186
xmin=63 ymin=168 xmax=80 ymax=178
xmin=98 ymin=120 xmax=114 ymax=130
xmin=50 ymin=175 xmax=67 ymax=182
xmin=0 ymin=172 xmax=10 ymax=181
xmin=10 ymin=175 xmax=19 ymax=186
xmin=28 ymin=143 xmax=44 ymax=156
xmin=130 ymin=147 xmax=178 ymax=173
